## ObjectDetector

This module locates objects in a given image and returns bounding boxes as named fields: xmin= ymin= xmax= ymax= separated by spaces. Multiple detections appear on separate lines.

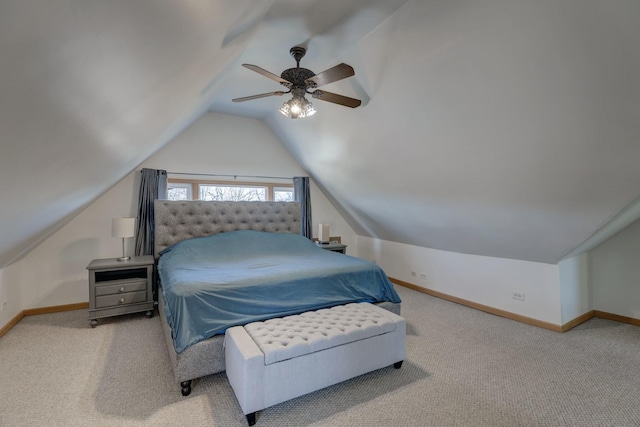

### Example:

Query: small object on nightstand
xmin=318 ymin=224 xmax=331 ymax=243
xmin=316 ymin=241 xmax=347 ymax=254
xmin=87 ymin=255 xmax=155 ymax=327
xmin=112 ymin=217 xmax=136 ymax=261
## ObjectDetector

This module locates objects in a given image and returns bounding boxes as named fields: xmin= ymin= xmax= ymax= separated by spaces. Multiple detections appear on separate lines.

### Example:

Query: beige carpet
xmin=1 ymin=285 xmax=640 ymax=426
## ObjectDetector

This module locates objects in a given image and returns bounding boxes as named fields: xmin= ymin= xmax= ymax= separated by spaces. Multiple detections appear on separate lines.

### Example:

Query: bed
xmin=153 ymin=200 xmax=402 ymax=396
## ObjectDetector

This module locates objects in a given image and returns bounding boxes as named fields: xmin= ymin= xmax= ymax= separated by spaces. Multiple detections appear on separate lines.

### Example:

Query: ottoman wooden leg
xmin=246 ymin=412 xmax=256 ymax=426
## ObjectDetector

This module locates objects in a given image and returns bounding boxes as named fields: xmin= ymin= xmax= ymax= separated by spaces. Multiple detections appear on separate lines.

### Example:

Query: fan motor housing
xmin=281 ymin=68 xmax=315 ymax=88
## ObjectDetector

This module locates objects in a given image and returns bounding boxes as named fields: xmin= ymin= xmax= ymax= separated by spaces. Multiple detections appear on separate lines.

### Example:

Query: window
xmin=274 ymin=187 xmax=294 ymax=202
xmin=167 ymin=182 xmax=192 ymax=200
xmin=167 ymin=178 xmax=294 ymax=202
xmin=200 ymin=184 xmax=267 ymax=201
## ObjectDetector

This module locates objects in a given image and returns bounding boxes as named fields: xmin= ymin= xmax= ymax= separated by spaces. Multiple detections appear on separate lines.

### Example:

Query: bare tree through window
xmin=200 ymin=185 xmax=267 ymax=201
xmin=167 ymin=183 xmax=192 ymax=200
xmin=167 ymin=179 xmax=293 ymax=201
xmin=274 ymin=187 xmax=294 ymax=201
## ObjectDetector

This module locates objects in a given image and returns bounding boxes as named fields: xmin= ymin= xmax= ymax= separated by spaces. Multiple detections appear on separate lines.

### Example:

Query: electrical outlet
xmin=512 ymin=292 xmax=525 ymax=301
xmin=410 ymin=271 xmax=417 ymax=277
xmin=419 ymin=272 xmax=427 ymax=280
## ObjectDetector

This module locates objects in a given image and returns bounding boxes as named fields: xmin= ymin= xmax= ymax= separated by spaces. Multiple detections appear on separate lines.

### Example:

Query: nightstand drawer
xmin=95 ymin=279 xmax=148 ymax=296
xmin=96 ymin=290 xmax=148 ymax=309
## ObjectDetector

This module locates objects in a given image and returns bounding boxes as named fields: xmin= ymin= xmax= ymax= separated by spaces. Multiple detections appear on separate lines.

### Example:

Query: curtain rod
xmin=167 ymin=172 xmax=295 ymax=180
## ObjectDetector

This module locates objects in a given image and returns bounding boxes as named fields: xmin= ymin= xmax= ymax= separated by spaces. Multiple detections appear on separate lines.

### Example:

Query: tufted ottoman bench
xmin=224 ymin=302 xmax=406 ymax=426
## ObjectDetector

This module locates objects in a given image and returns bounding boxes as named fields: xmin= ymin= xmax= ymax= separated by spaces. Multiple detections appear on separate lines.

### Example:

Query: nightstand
xmin=87 ymin=255 xmax=155 ymax=328
xmin=316 ymin=241 xmax=347 ymax=254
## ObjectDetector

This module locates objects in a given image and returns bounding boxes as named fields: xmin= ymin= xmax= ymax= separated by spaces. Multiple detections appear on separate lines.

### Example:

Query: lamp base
xmin=117 ymin=237 xmax=131 ymax=261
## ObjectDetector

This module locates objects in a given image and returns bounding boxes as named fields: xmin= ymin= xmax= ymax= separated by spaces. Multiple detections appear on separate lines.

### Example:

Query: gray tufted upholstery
xmin=225 ymin=302 xmax=406 ymax=418
xmin=244 ymin=303 xmax=398 ymax=365
xmin=153 ymin=200 xmax=301 ymax=258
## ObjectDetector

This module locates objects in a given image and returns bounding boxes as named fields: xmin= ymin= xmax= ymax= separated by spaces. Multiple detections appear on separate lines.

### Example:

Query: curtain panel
xmin=135 ymin=168 xmax=167 ymax=257
xmin=294 ymin=176 xmax=312 ymax=239
xmin=135 ymin=168 xmax=167 ymax=302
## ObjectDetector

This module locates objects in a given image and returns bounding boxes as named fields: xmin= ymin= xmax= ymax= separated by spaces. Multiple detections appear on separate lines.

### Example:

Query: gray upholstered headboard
xmin=153 ymin=200 xmax=302 ymax=258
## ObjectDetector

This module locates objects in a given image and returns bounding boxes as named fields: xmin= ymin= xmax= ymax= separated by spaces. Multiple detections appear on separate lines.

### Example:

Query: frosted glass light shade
xmin=279 ymin=96 xmax=316 ymax=119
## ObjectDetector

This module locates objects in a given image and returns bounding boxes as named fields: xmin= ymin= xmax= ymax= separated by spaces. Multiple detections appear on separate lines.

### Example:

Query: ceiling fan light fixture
xmin=235 ymin=46 xmax=360 ymax=118
xmin=279 ymin=95 xmax=316 ymax=119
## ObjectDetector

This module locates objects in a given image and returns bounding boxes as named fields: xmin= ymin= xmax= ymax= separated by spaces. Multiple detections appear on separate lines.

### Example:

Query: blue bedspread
xmin=158 ymin=230 xmax=401 ymax=353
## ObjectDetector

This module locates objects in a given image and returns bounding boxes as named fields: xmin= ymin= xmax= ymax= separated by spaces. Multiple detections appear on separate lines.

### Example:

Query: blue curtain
xmin=294 ymin=176 xmax=312 ymax=239
xmin=135 ymin=168 xmax=167 ymax=257
xmin=135 ymin=168 xmax=166 ymax=302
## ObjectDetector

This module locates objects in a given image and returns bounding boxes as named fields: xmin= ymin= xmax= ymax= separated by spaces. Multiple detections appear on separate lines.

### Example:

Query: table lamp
xmin=318 ymin=224 xmax=330 ymax=243
xmin=112 ymin=217 xmax=135 ymax=261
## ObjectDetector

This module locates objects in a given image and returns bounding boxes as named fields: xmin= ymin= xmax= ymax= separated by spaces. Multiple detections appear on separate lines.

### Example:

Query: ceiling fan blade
xmin=232 ymin=91 xmax=287 ymax=102
xmin=305 ymin=63 xmax=355 ymax=88
xmin=310 ymin=90 xmax=361 ymax=108
xmin=242 ymin=64 xmax=292 ymax=87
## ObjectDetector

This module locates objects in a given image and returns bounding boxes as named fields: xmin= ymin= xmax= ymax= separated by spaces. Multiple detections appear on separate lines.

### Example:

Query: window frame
xmin=167 ymin=178 xmax=294 ymax=202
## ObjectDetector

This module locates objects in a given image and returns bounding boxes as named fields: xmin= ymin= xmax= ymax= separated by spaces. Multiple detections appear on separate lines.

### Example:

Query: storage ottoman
xmin=224 ymin=302 xmax=406 ymax=425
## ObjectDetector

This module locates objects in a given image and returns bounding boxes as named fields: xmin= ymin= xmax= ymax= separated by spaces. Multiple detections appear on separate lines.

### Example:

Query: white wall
xmin=17 ymin=175 xmax=135 ymax=310
xmin=1 ymin=112 xmax=356 ymax=320
xmin=8 ymin=109 xmax=636 ymax=329
xmin=352 ymin=212 xmax=640 ymax=327
xmin=354 ymin=220 xmax=640 ymax=327
xmin=0 ymin=262 xmax=23 ymax=327
xmin=589 ymin=218 xmax=640 ymax=320
xmin=558 ymin=253 xmax=591 ymax=324
xmin=358 ymin=236 xmax=562 ymax=325
xmin=142 ymin=113 xmax=356 ymax=249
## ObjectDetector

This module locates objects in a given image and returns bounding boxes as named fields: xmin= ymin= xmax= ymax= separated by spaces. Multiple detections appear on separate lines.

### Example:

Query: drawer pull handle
xmin=119 ymin=287 xmax=126 ymax=293
xmin=119 ymin=297 xmax=126 ymax=304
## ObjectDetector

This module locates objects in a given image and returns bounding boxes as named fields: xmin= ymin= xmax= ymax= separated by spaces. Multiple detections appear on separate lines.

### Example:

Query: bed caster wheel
xmin=145 ymin=310 xmax=153 ymax=319
xmin=90 ymin=319 xmax=98 ymax=328
xmin=181 ymin=380 xmax=192 ymax=396
xmin=394 ymin=361 xmax=403 ymax=369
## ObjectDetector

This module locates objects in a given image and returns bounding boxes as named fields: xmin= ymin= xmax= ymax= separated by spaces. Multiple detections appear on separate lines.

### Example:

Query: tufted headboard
xmin=153 ymin=200 xmax=302 ymax=258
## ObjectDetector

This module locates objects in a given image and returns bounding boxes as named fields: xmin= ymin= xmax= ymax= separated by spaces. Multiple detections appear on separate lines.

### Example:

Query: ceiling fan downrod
xmin=290 ymin=46 xmax=306 ymax=68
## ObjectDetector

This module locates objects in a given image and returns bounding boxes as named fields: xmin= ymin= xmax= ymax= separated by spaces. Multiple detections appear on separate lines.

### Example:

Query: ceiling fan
xmin=232 ymin=46 xmax=362 ymax=119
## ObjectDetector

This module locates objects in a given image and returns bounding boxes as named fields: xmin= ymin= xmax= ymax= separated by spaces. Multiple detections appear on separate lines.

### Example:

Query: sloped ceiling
xmin=0 ymin=0 xmax=251 ymax=267
xmin=1 ymin=0 xmax=640 ymax=269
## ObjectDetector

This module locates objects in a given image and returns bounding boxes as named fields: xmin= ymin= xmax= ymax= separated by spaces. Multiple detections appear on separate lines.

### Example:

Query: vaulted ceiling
xmin=1 ymin=0 xmax=640 ymax=268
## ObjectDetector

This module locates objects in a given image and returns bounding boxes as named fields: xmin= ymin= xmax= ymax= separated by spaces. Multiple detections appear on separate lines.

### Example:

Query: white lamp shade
xmin=112 ymin=217 xmax=135 ymax=238
xmin=318 ymin=224 xmax=330 ymax=242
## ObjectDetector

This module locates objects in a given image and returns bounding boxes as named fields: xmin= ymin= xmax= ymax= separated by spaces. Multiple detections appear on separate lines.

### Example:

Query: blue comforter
xmin=158 ymin=230 xmax=401 ymax=353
